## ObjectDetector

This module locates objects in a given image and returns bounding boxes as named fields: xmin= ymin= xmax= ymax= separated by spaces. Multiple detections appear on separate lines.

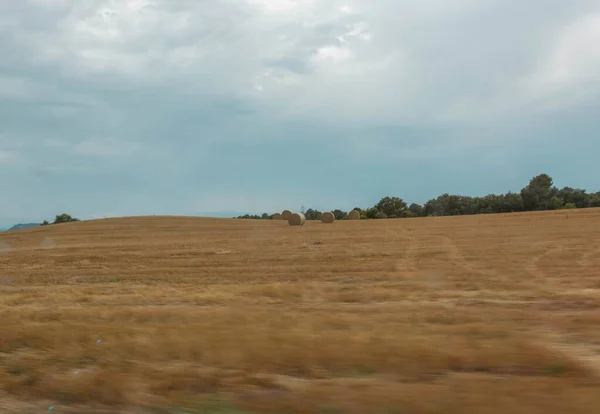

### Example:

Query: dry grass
xmin=1 ymin=209 xmax=600 ymax=413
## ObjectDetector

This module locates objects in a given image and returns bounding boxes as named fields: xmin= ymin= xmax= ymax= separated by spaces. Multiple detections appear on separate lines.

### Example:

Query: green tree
xmin=557 ymin=187 xmax=588 ymax=208
xmin=423 ymin=194 xmax=469 ymax=216
xmin=364 ymin=207 xmax=379 ymax=219
xmin=53 ymin=213 xmax=80 ymax=224
xmin=502 ymin=192 xmax=525 ymax=212
xmin=374 ymin=211 xmax=388 ymax=219
xmin=234 ymin=172 xmax=598 ymax=219
xmin=588 ymin=194 xmax=600 ymax=208
xmin=304 ymin=208 xmax=322 ymax=220
xmin=547 ymin=196 xmax=564 ymax=210
xmin=332 ymin=209 xmax=348 ymax=220
xmin=375 ymin=197 xmax=408 ymax=218
xmin=521 ymin=174 xmax=554 ymax=211
xmin=408 ymin=203 xmax=423 ymax=217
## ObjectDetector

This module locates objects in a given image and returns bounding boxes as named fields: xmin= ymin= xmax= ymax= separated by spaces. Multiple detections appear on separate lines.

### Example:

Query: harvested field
xmin=1 ymin=209 xmax=600 ymax=413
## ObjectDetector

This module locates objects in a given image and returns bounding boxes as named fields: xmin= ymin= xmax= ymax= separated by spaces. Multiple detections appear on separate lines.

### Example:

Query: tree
xmin=364 ymin=207 xmax=379 ymax=219
xmin=234 ymin=172 xmax=598 ymax=220
xmin=423 ymin=194 xmax=467 ymax=216
xmin=521 ymin=174 xmax=554 ymax=211
xmin=53 ymin=213 xmax=80 ymax=224
xmin=502 ymin=192 xmax=525 ymax=213
xmin=41 ymin=220 xmax=49 ymax=226
xmin=236 ymin=213 xmax=272 ymax=220
xmin=304 ymin=209 xmax=322 ymax=220
xmin=557 ymin=187 xmax=588 ymax=208
xmin=547 ymin=196 xmax=563 ymax=210
xmin=332 ymin=209 xmax=348 ymax=220
xmin=588 ymin=194 xmax=600 ymax=208
xmin=374 ymin=211 xmax=388 ymax=219
xmin=375 ymin=197 xmax=408 ymax=218
xmin=408 ymin=203 xmax=423 ymax=217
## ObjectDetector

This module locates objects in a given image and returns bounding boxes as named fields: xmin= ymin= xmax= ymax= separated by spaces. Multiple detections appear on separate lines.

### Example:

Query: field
xmin=1 ymin=209 xmax=600 ymax=413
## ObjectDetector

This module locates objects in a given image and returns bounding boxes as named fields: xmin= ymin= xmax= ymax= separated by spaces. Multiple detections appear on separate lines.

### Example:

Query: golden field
xmin=1 ymin=209 xmax=600 ymax=413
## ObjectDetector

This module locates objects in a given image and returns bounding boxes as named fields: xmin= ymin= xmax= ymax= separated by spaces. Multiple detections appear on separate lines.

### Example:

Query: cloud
xmin=73 ymin=139 xmax=143 ymax=157
xmin=537 ymin=14 xmax=600 ymax=84
xmin=6 ymin=0 xmax=597 ymax=126
xmin=0 ymin=150 xmax=18 ymax=163
xmin=522 ymin=13 xmax=600 ymax=111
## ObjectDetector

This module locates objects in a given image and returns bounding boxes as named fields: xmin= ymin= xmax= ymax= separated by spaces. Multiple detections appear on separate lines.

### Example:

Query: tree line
xmin=236 ymin=174 xmax=600 ymax=220
xmin=41 ymin=213 xmax=80 ymax=226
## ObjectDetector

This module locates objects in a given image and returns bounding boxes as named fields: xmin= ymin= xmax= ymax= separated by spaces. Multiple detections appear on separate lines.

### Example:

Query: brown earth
xmin=1 ymin=209 xmax=600 ymax=413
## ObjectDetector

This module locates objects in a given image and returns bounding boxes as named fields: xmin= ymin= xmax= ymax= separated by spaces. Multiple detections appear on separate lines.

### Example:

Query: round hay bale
xmin=288 ymin=212 xmax=306 ymax=226
xmin=321 ymin=212 xmax=335 ymax=224
xmin=281 ymin=210 xmax=293 ymax=221
xmin=272 ymin=213 xmax=283 ymax=220
xmin=348 ymin=210 xmax=361 ymax=220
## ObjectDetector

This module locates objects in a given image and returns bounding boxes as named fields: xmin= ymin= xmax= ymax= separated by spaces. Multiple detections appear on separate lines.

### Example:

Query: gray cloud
xmin=3 ymin=0 xmax=599 ymax=126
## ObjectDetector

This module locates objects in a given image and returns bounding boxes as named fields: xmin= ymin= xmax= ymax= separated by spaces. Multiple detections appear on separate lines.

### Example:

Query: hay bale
xmin=272 ymin=213 xmax=283 ymax=220
xmin=281 ymin=210 xmax=293 ymax=221
xmin=288 ymin=212 xmax=306 ymax=226
xmin=348 ymin=210 xmax=361 ymax=220
xmin=321 ymin=212 xmax=335 ymax=224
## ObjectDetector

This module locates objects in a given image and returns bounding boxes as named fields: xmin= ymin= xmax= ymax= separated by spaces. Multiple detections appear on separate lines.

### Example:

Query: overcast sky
xmin=1 ymin=0 xmax=600 ymax=226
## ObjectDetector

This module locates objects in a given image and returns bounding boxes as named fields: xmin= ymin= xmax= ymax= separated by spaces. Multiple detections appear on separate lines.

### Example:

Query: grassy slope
xmin=1 ymin=210 xmax=600 ymax=413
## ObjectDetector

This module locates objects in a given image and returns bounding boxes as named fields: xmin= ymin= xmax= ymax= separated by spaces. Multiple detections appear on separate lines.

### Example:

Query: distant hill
xmin=6 ymin=223 xmax=40 ymax=231
xmin=197 ymin=212 xmax=246 ymax=218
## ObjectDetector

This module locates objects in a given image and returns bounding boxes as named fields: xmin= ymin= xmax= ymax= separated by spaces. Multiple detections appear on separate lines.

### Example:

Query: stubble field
xmin=1 ymin=209 xmax=600 ymax=413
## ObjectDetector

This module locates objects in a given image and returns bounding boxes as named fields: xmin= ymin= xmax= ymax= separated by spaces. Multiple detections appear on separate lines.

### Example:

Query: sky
xmin=1 ymin=0 xmax=600 ymax=226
